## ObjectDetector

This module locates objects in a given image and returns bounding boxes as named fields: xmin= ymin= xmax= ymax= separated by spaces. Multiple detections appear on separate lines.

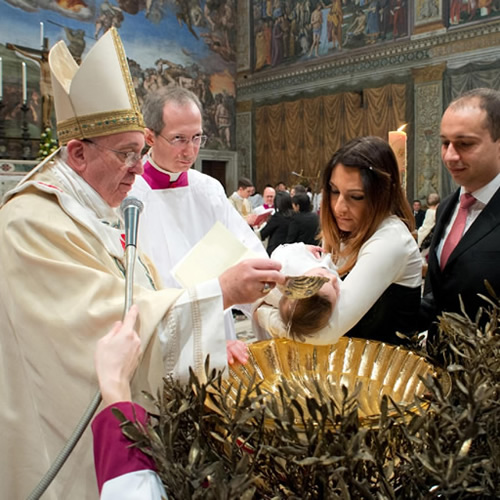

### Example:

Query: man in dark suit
xmin=420 ymin=88 xmax=500 ymax=340
xmin=412 ymin=200 xmax=426 ymax=229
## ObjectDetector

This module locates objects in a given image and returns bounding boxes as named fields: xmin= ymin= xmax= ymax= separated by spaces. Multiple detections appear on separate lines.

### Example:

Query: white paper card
xmin=172 ymin=221 xmax=260 ymax=288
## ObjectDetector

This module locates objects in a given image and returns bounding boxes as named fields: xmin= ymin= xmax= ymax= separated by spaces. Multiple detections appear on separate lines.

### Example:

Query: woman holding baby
xmin=255 ymin=136 xmax=422 ymax=346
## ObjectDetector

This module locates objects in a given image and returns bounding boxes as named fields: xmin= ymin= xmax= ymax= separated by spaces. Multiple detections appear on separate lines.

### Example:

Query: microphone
xmin=120 ymin=196 xmax=144 ymax=317
xmin=120 ymin=196 xmax=144 ymax=248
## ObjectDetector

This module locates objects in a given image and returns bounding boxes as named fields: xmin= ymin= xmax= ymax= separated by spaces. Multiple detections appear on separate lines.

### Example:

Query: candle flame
xmin=397 ymin=124 xmax=407 ymax=133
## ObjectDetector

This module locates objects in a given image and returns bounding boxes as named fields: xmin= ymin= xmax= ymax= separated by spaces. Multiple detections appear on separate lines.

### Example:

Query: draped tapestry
xmin=255 ymin=83 xmax=408 ymax=191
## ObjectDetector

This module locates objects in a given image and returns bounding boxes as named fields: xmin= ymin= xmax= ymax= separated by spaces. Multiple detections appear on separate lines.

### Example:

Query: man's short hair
xmin=292 ymin=193 xmax=311 ymax=212
xmin=142 ymin=87 xmax=203 ymax=134
xmin=237 ymin=177 xmax=253 ymax=189
xmin=450 ymin=88 xmax=500 ymax=141
xmin=292 ymin=184 xmax=307 ymax=195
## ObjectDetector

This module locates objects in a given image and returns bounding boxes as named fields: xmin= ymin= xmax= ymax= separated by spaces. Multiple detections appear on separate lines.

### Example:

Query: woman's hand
xmin=305 ymin=245 xmax=324 ymax=258
xmin=226 ymin=340 xmax=249 ymax=365
xmin=95 ymin=305 xmax=141 ymax=407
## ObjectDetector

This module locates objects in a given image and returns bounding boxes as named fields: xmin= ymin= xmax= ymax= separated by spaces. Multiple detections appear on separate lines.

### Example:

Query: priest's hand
xmin=219 ymin=258 xmax=286 ymax=310
xmin=226 ymin=340 xmax=249 ymax=365
xmin=95 ymin=305 xmax=141 ymax=407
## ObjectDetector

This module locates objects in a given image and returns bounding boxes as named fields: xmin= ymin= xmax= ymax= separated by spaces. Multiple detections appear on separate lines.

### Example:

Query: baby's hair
xmin=279 ymin=294 xmax=333 ymax=342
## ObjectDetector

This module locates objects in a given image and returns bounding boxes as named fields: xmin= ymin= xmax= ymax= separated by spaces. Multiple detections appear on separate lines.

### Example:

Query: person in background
xmin=259 ymin=190 xmax=295 ymax=255
xmin=412 ymin=199 xmax=426 ymax=229
xmin=255 ymin=136 xmax=422 ymax=346
xmin=420 ymin=88 xmax=500 ymax=341
xmin=275 ymin=180 xmax=288 ymax=192
xmin=417 ymin=192 xmax=440 ymax=249
xmin=418 ymin=192 xmax=440 ymax=283
xmin=0 ymin=30 xmax=285 ymax=500
xmin=250 ymin=186 xmax=264 ymax=209
xmin=287 ymin=192 xmax=321 ymax=245
xmin=228 ymin=177 xmax=258 ymax=226
xmin=262 ymin=185 xmax=276 ymax=209
xmin=131 ymin=87 xmax=267 ymax=339
xmin=290 ymin=183 xmax=306 ymax=197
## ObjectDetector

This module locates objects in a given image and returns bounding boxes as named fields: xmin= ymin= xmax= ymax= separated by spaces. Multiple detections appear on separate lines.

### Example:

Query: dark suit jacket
xmin=414 ymin=209 xmax=426 ymax=229
xmin=260 ymin=212 xmax=292 ymax=256
xmin=420 ymin=186 xmax=500 ymax=333
xmin=286 ymin=211 xmax=320 ymax=245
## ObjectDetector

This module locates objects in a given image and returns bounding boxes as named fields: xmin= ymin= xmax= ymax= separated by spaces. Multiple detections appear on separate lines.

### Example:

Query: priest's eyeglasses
xmin=83 ymin=139 xmax=142 ymax=168
xmin=158 ymin=133 xmax=208 ymax=148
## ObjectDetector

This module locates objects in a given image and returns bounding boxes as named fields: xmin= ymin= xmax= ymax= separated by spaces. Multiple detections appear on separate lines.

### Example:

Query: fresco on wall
xmin=449 ymin=0 xmax=500 ymax=26
xmin=414 ymin=0 xmax=441 ymax=27
xmin=0 ymin=0 xmax=237 ymax=160
xmin=252 ymin=0 xmax=409 ymax=71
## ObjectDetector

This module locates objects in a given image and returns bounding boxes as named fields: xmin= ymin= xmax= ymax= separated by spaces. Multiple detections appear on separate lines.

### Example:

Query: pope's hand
xmin=219 ymin=258 xmax=286 ymax=309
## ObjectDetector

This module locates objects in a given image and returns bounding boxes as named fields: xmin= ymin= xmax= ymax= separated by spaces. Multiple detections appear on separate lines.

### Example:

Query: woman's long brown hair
xmin=320 ymin=136 xmax=414 ymax=276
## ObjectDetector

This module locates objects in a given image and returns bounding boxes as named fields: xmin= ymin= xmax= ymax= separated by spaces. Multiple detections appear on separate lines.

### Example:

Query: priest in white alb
xmin=131 ymin=87 xmax=267 ymax=337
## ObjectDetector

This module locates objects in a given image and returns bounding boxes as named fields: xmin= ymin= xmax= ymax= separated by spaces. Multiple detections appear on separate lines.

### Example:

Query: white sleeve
xmin=326 ymin=226 xmax=413 ymax=338
xmin=417 ymin=209 xmax=435 ymax=247
xmin=255 ymin=228 xmax=415 ymax=346
xmin=101 ymin=470 xmax=167 ymax=500
xmin=157 ymin=279 xmax=227 ymax=383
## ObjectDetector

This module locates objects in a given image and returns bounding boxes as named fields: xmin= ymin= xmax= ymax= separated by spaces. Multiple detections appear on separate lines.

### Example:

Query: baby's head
xmin=278 ymin=267 xmax=338 ymax=341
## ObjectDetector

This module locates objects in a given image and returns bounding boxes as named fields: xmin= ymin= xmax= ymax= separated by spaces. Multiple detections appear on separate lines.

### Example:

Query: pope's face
xmin=147 ymin=100 xmax=203 ymax=173
xmin=81 ymin=131 xmax=145 ymax=207
xmin=440 ymin=99 xmax=500 ymax=193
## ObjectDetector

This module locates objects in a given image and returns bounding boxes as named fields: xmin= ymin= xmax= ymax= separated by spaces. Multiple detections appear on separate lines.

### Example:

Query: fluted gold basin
xmin=224 ymin=337 xmax=448 ymax=425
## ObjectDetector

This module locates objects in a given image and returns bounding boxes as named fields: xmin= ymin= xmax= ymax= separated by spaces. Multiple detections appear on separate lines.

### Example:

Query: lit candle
xmin=388 ymin=124 xmax=407 ymax=188
xmin=0 ymin=57 xmax=3 ymax=101
xmin=40 ymin=22 xmax=44 ymax=49
xmin=22 ymin=62 xmax=27 ymax=105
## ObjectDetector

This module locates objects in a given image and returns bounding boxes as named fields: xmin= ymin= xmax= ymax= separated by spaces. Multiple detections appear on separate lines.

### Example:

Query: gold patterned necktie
xmin=440 ymin=193 xmax=476 ymax=270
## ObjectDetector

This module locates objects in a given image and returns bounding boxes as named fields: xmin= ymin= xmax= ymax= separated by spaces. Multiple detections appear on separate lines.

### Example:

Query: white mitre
xmin=49 ymin=27 xmax=144 ymax=145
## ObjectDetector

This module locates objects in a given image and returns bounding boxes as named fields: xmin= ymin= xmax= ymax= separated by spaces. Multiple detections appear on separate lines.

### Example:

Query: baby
xmin=253 ymin=243 xmax=340 ymax=342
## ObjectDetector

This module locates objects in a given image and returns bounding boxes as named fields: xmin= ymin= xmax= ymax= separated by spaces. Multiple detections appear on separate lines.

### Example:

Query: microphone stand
xmin=27 ymin=198 xmax=142 ymax=500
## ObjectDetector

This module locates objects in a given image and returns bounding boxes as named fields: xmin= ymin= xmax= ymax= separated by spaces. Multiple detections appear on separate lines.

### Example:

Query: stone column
xmin=412 ymin=63 xmax=446 ymax=204
xmin=236 ymin=100 xmax=252 ymax=181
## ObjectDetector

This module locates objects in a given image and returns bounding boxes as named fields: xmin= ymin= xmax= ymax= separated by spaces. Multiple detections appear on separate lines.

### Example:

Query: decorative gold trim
xmin=236 ymin=101 xmax=252 ymax=112
xmin=111 ymin=28 xmax=145 ymax=129
xmin=57 ymin=109 xmax=144 ymax=144
xmin=412 ymin=63 xmax=447 ymax=84
xmin=413 ymin=21 xmax=445 ymax=35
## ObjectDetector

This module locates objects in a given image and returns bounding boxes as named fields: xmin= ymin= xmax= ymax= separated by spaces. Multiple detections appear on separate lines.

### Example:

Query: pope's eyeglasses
xmin=158 ymin=133 xmax=208 ymax=148
xmin=83 ymin=139 xmax=142 ymax=168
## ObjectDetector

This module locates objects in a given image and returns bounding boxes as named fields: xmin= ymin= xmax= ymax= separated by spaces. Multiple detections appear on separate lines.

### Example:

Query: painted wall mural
xmin=448 ymin=0 xmax=500 ymax=26
xmin=0 ymin=0 xmax=237 ymax=160
xmin=251 ymin=0 xmax=500 ymax=72
xmin=252 ymin=0 xmax=410 ymax=71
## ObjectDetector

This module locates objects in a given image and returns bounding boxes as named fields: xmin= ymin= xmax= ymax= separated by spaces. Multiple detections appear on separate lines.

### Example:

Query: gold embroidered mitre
xmin=49 ymin=27 xmax=144 ymax=145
